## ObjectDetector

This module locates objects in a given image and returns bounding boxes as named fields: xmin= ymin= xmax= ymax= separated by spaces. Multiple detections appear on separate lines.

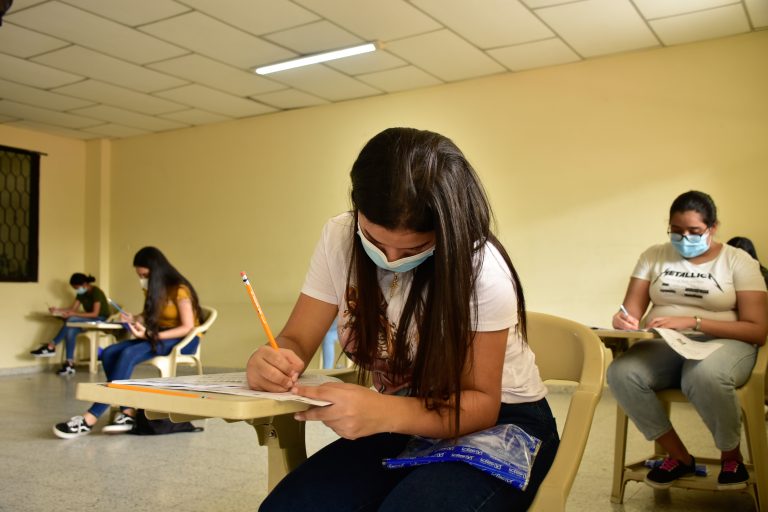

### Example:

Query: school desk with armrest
xmin=76 ymin=367 xmax=357 ymax=491
xmin=69 ymin=314 xmax=124 ymax=374
xmin=526 ymin=312 xmax=605 ymax=512
xmin=610 ymin=339 xmax=768 ymax=511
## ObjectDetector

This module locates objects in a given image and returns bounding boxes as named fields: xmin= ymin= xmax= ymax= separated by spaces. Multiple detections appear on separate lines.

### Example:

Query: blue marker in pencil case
xmin=644 ymin=458 xmax=708 ymax=476
xmin=382 ymin=423 xmax=541 ymax=490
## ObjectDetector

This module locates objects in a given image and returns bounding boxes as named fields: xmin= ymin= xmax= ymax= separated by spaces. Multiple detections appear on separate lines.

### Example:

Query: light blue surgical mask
xmin=357 ymin=228 xmax=434 ymax=273
xmin=75 ymin=286 xmax=87 ymax=295
xmin=670 ymin=232 xmax=710 ymax=258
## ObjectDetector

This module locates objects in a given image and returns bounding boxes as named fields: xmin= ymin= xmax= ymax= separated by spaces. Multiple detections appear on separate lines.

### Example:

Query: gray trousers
xmin=607 ymin=337 xmax=756 ymax=451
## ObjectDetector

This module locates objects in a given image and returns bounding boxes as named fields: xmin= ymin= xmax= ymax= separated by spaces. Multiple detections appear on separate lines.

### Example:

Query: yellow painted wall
xmin=3 ymin=31 xmax=767 ymax=371
xmin=107 ymin=32 xmax=768 ymax=369
xmin=0 ymin=125 xmax=88 ymax=370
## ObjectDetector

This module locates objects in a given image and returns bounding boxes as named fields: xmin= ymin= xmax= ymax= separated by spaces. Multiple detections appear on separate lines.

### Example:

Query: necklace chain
xmin=388 ymin=273 xmax=399 ymax=299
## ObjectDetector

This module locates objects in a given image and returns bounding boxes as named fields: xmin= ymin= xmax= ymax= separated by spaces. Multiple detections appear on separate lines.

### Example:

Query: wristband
xmin=694 ymin=316 xmax=702 ymax=331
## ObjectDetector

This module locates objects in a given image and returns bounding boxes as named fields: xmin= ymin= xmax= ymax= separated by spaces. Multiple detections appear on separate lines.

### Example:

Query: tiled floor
xmin=0 ymin=365 xmax=759 ymax=511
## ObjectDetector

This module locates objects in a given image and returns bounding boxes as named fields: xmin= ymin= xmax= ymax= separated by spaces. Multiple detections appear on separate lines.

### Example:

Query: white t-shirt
xmin=301 ymin=212 xmax=547 ymax=404
xmin=632 ymin=243 xmax=767 ymax=323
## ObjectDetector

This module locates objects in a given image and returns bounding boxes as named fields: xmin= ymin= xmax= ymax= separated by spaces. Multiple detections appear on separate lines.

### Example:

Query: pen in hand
xmin=619 ymin=305 xmax=630 ymax=318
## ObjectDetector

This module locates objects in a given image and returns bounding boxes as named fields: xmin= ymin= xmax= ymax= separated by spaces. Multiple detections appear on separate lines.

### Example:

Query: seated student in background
xmin=247 ymin=127 xmax=558 ymax=512
xmin=53 ymin=246 xmax=202 ymax=439
xmin=727 ymin=236 xmax=768 ymax=288
xmin=607 ymin=191 xmax=767 ymax=490
xmin=30 ymin=273 xmax=109 ymax=376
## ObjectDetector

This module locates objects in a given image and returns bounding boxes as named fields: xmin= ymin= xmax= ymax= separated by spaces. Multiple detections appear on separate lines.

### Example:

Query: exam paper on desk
xmin=652 ymin=327 xmax=723 ymax=360
xmin=112 ymin=372 xmax=341 ymax=406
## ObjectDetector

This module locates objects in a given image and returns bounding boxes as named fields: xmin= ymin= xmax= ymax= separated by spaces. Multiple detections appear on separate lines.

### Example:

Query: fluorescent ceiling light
xmin=255 ymin=42 xmax=377 ymax=75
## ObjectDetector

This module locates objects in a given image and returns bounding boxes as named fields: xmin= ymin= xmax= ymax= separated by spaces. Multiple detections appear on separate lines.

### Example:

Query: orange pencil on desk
xmin=241 ymin=271 xmax=279 ymax=350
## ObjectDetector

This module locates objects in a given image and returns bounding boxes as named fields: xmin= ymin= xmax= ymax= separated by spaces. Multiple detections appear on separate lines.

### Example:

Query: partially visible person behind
xmin=53 ymin=247 xmax=203 ymax=439
xmin=727 ymin=236 xmax=768 ymax=288
xmin=30 ymin=273 xmax=109 ymax=375
xmin=608 ymin=191 xmax=768 ymax=491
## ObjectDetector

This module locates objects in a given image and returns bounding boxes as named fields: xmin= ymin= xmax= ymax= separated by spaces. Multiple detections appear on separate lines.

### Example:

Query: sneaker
xmin=718 ymin=459 xmax=749 ymax=490
xmin=56 ymin=362 xmax=76 ymax=376
xmin=644 ymin=456 xmax=696 ymax=489
xmin=102 ymin=412 xmax=135 ymax=434
xmin=53 ymin=415 xmax=92 ymax=439
xmin=30 ymin=345 xmax=56 ymax=357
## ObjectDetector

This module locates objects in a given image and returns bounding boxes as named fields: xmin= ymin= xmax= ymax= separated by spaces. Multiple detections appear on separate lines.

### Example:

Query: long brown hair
xmin=133 ymin=246 xmax=202 ymax=351
xmin=346 ymin=127 xmax=526 ymax=435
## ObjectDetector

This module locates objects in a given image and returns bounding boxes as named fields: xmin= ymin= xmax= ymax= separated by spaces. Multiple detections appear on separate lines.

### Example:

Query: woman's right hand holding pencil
xmin=246 ymin=345 xmax=305 ymax=392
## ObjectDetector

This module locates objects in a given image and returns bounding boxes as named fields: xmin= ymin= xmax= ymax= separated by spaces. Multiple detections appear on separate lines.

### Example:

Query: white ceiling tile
xmin=52 ymin=80 xmax=186 ymax=115
xmin=60 ymin=0 xmax=191 ymax=26
xmin=0 ymin=78 xmax=94 ymax=110
xmin=159 ymin=109 xmax=233 ymax=125
xmin=488 ymin=38 xmax=581 ymax=71
xmin=153 ymin=84 xmax=277 ymax=117
xmin=356 ymin=66 xmax=442 ymax=93
xmin=651 ymin=4 xmax=751 ymax=46
xmin=180 ymin=0 xmax=320 ymax=35
xmin=412 ymin=0 xmax=553 ymax=48
xmin=535 ymin=0 xmax=660 ymax=57
xmin=83 ymin=123 xmax=150 ymax=138
xmin=0 ymin=100 xmax=102 ymax=128
xmin=264 ymin=20 xmax=362 ymax=54
xmin=6 ymin=2 xmax=187 ymax=64
xmin=5 ymin=120 xmax=100 ymax=139
xmin=293 ymin=0 xmax=442 ymax=40
xmin=32 ymin=46 xmax=188 ymax=93
xmin=0 ymin=53 xmax=83 ymax=88
xmin=0 ymin=22 xmax=69 ymax=57
xmin=139 ymin=12 xmax=295 ymax=69
xmin=633 ymin=0 xmax=737 ymax=19
xmin=69 ymin=104 xmax=187 ymax=131
xmin=252 ymin=89 xmax=328 ymax=109
xmin=385 ymin=29 xmax=506 ymax=82
xmin=327 ymin=50 xmax=406 ymax=75
xmin=262 ymin=65 xmax=382 ymax=101
xmin=4 ymin=0 xmax=48 ymax=10
xmin=522 ymin=0 xmax=589 ymax=7
xmin=746 ymin=0 xmax=768 ymax=27
xmin=148 ymin=54 xmax=284 ymax=96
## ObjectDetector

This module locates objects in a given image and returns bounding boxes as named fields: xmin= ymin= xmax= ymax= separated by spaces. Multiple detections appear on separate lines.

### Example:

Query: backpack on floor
xmin=130 ymin=409 xmax=204 ymax=435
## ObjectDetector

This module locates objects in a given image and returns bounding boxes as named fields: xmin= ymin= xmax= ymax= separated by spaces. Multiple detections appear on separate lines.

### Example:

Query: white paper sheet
xmin=113 ymin=372 xmax=340 ymax=406
xmin=652 ymin=327 xmax=723 ymax=360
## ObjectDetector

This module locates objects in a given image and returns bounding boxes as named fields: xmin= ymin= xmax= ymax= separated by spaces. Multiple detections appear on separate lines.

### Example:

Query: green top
xmin=78 ymin=285 xmax=110 ymax=318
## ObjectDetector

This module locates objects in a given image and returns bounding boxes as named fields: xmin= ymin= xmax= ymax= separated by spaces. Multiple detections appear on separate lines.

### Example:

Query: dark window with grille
xmin=0 ymin=145 xmax=40 ymax=282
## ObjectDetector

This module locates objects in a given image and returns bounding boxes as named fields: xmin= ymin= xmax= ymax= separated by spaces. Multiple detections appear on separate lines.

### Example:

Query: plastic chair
xmin=611 ymin=342 xmax=768 ymax=510
xmin=139 ymin=306 xmax=218 ymax=378
xmin=526 ymin=312 xmax=606 ymax=512
xmin=71 ymin=313 xmax=123 ymax=374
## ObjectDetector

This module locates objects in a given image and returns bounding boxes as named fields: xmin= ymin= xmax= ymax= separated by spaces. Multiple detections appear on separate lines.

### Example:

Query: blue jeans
xmin=607 ymin=337 xmax=756 ymax=451
xmin=52 ymin=316 xmax=105 ymax=360
xmin=260 ymin=398 xmax=559 ymax=512
xmin=87 ymin=336 xmax=199 ymax=418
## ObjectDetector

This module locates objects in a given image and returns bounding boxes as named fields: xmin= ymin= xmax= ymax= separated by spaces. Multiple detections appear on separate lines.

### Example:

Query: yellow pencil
xmin=107 ymin=382 xmax=202 ymax=398
xmin=241 ymin=271 xmax=279 ymax=350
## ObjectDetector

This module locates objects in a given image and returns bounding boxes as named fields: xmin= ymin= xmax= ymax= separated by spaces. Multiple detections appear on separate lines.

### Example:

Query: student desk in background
xmin=66 ymin=320 xmax=124 ymax=374
xmin=76 ymin=368 xmax=356 ymax=491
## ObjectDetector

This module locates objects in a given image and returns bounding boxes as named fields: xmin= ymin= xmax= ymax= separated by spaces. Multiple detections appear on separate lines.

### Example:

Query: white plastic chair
xmin=139 ymin=306 xmax=218 ymax=378
xmin=71 ymin=313 xmax=123 ymax=374
xmin=526 ymin=312 xmax=606 ymax=512
xmin=611 ymin=342 xmax=768 ymax=510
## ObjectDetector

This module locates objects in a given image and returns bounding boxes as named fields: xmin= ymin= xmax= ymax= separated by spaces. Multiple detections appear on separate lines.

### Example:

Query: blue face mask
xmin=75 ymin=286 xmax=87 ymax=295
xmin=357 ymin=228 xmax=434 ymax=273
xmin=671 ymin=232 xmax=710 ymax=258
